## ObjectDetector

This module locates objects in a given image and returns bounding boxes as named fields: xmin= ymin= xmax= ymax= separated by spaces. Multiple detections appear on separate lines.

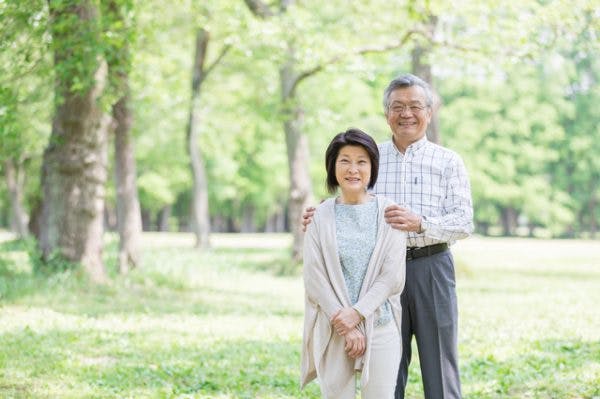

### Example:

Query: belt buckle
xmin=406 ymin=247 xmax=416 ymax=261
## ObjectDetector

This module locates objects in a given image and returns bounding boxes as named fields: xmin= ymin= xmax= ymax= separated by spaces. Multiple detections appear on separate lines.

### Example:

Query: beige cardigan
xmin=301 ymin=196 xmax=406 ymax=397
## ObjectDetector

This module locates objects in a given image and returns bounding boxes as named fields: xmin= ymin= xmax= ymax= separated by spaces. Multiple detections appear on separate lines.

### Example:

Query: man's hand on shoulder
xmin=384 ymin=204 xmax=422 ymax=232
xmin=301 ymin=206 xmax=316 ymax=232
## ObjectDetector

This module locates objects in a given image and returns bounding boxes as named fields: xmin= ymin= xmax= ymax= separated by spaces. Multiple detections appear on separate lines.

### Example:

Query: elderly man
xmin=303 ymin=74 xmax=473 ymax=398
xmin=377 ymin=73 xmax=473 ymax=399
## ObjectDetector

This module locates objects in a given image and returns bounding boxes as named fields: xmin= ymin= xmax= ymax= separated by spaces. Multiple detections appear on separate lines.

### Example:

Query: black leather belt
xmin=406 ymin=243 xmax=448 ymax=261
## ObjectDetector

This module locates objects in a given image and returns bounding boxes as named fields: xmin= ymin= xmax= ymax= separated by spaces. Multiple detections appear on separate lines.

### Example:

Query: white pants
xmin=323 ymin=321 xmax=401 ymax=399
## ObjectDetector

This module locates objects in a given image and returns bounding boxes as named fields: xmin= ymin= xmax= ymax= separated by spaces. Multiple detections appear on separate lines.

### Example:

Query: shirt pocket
xmin=413 ymin=174 xmax=444 ymax=208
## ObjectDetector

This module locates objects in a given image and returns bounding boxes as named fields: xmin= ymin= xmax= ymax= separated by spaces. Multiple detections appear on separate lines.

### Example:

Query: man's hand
xmin=384 ymin=204 xmax=422 ymax=232
xmin=301 ymin=206 xmax=316 ymax=232
xmin=344 ymin=328 xmax=366 ymax=359
xmin=331 ymin=307 xmax=362 ymax=336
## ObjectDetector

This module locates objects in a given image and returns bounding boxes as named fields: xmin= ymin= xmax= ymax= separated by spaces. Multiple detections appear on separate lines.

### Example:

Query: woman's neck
xmin=338 ymin=191 xmax=370 ymax=205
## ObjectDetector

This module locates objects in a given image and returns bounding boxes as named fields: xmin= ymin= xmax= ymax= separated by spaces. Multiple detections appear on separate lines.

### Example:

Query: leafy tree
xmin=440 ymin=64 xmax=573 ymax=236
xmin=40 ymin=0 xmax=138 ymax=282
xmin=551 ymin=6 xmax=600 ymax=237
xmin=0 ymin=0 xmax=51 ymax=238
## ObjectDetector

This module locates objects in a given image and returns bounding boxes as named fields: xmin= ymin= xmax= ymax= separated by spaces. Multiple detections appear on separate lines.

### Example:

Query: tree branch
xmin=243 ymin=0 xmax=274 ymax=18
xmin=290 ymin=29 xmax=425 ymax=96
xmin=203 ymin=44 xmax=232 ymax=84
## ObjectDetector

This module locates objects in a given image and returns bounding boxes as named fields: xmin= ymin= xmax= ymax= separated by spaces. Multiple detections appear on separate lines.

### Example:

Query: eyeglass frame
xmin=388 ymin=102 xmax=430 ymax=115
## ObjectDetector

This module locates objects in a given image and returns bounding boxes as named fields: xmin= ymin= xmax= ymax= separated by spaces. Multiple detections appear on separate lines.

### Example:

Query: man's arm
xmin=420 ymin=155 xmax=474 ymax=241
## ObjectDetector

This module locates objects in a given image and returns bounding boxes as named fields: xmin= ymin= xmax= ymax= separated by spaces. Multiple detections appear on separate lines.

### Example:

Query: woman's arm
xmin=353 ymin=228 xmax=406 ymax=319
xmin=303 ymin=216 xmax=342 ymax=319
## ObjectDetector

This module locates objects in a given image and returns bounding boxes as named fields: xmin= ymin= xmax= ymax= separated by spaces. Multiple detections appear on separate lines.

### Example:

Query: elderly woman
xmin=301 ymin=128 xmax=407 ymax=399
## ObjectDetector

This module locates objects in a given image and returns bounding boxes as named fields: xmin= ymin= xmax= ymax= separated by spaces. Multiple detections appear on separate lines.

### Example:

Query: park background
xmin=1 ymin=0 xmax=599 ymax=398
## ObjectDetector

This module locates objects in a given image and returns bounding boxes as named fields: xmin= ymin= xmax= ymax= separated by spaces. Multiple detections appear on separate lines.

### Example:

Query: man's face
xmin=385 ymin=86 xmax=432 ymax=146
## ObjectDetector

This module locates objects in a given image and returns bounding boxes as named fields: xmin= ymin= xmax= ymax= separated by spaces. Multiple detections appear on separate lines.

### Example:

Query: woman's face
xmin=335 ymin=145 xmax=371 ymax=196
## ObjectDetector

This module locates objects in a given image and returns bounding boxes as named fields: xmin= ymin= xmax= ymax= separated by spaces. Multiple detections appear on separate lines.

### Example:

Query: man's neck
xmin=392 ymin=135 xmax=425 ymax=153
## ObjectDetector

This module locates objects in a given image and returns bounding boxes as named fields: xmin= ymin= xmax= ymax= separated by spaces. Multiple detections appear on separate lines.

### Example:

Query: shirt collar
xmin=391 ymin=135 xmax=428 ymax=155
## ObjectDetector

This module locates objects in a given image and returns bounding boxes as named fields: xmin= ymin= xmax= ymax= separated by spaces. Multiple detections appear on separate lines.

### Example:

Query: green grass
xmin=0 ymin=232 xmax=599 ymax=398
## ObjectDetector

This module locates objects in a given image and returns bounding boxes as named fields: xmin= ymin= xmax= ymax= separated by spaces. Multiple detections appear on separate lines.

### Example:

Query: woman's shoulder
xmin=373 ymin=194 xmax=396 ymax=209
xmin=314 ymin=198 xmax=336 ymax=212
xmin=311 ymin=198 xmax=336 ymax=224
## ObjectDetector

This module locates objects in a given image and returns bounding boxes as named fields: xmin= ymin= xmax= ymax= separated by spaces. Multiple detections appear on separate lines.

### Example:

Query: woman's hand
xmin=344 ymin=328 xmax=366 ymax=359
xmin=331 ymin=307 xmax=362 ymax=336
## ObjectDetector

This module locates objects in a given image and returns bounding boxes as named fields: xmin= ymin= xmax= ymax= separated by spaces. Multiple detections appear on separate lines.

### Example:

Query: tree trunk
xmin=528 ymin=222 xmax=536 ymax=237
xmin=141 ymin=209 xmax=152 ymax=231
xmin=500 ymin=207 xmax=518 ymax=236
xmin=265 ymin=207 xmax=286 ymax=232
xmin=411 ymin=15 xmax=440 ymax=144
xmin=187 ymin=28 xmax=211 ymax=249
xmin=241 ymin=203 xmax=256 ymax=233
xmin=157 ymin=206 xmax=171 ymax=232
xmin=477 ymin=221 xmax=489 ymax=236
xmin=281 ymin=58 xmax=313 ymax=262
xmin=113 ymin=90 xmax=142 ymax=273
xmin=589 ymin=180 xmax=597 ymax=238
xmin=40 ymin=1 xmax=109 ymax=283
xmin=104 ymin=204 xmax=117 ymax=231
xmin=4 ymin=159 xmax=29 ymax=238
xmin=4 ymin=159 xmax=29 ymax=236
xmin=40 ymin=84 xmax=110 ymax=283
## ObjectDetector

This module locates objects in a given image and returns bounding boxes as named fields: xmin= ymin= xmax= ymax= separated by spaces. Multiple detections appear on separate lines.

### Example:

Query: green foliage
xmin=0 ymin=0 xmax=51 ymax=160
xmin=1 ymin=0 xmax=600 ymax=236
xmin=1 ymin=233 xmax=599 ymax=397
xmin=440 ymin=62 xmax=575 ymax=234
xmin=48 ymin=1 xmax=105 ymax=97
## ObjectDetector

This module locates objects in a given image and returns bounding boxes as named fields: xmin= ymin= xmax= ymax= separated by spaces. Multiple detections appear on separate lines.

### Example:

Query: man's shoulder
xmin=378 ymin=140 xmax=393 ymax=150
xmin=378 ymin=140 xmax=395 ymax=158
xmin=423 ymin=141 xmax=465 ymax=163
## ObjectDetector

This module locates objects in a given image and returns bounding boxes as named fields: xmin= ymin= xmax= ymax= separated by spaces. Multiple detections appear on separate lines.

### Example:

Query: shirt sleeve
xmin=421 ymin=154 xmax=474 ymax=242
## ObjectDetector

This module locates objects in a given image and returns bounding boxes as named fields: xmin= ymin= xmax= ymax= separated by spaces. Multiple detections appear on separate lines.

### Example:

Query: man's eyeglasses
xmin=389 ymin=103 xmax=428 ymax=114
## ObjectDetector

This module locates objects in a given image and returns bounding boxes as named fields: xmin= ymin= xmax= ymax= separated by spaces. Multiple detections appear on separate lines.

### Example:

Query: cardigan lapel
xmin=319 ymin=198 xmax=352 ymax=309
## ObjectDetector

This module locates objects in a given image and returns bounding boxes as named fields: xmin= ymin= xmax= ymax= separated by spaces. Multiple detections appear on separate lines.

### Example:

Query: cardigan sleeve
xmin=303 ymin=213 xmax=343 ymax=319
xmin=353 ymin=225 xmax=406 ymax=319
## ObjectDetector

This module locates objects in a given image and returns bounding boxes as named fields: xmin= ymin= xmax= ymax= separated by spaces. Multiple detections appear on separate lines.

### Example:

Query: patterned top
xmin=374 ymin=136 xmax=474 ymax=248
xmin=335 ymin=199 xmax=392 ymax=326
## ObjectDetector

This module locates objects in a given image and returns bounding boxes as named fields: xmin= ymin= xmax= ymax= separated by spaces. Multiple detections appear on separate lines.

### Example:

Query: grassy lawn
xmin=0 ymin=232 xmax=599 ymax=398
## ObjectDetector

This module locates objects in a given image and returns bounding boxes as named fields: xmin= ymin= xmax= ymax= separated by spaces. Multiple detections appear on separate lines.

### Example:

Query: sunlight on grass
xmin=1 ymin=233 xmax=599 ymax=398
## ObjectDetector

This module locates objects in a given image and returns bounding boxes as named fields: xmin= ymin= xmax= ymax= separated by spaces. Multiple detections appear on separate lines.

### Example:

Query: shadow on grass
xmin=462 ymin=338 xmax=600 ymax=398
xmin=211 ymin=247 xmax=301 ymax=276
xmin=0 ymin=328 xmax=319 ymax=398
xmin=90 ymin=338 xmax=320 ymax=398
xmin=1 ymin=237 xmax=300 ymax=318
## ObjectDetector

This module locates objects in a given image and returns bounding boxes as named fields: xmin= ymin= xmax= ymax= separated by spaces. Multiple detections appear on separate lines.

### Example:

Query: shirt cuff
xmin=420 ymin=215 xmax=430 ymax=233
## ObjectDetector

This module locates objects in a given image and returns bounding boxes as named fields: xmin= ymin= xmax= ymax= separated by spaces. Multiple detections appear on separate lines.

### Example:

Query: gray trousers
xmin=394 ymin=249 xmax=462 ymax=399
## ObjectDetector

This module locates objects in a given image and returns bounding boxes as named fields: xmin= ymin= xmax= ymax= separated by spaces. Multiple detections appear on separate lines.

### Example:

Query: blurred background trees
xmin=1 ymin=0 xmax=599 ymax=277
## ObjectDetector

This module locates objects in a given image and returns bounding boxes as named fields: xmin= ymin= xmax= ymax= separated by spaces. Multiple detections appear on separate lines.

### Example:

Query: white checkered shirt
xmin=373 ymin=136 xmax=474 ymax=248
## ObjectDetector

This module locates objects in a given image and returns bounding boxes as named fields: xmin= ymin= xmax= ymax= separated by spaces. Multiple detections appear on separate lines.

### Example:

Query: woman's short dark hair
xmin=325 ymin=128 xmax=379 ymax=194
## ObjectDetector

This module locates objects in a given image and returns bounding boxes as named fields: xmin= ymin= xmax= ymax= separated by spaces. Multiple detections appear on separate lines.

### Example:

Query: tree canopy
xmin=1 ymin=0 xmax=599 ymax=251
